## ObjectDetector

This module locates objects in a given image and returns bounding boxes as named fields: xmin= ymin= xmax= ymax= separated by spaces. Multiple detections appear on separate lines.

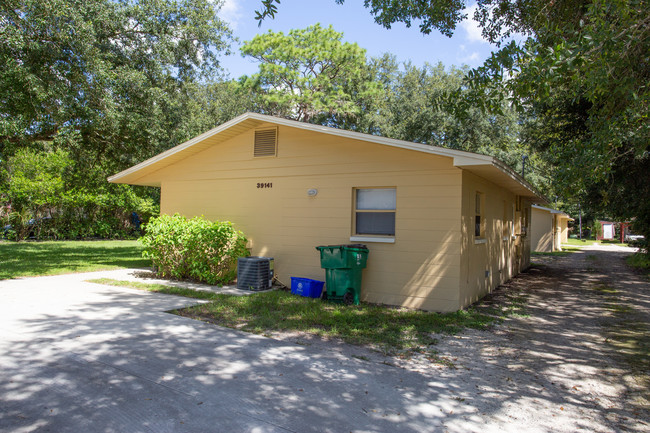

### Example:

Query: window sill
xmin=350 ymin=236 xmax=395 ymax=244
xmin=474 ymin=238 xmax=487 ymax=245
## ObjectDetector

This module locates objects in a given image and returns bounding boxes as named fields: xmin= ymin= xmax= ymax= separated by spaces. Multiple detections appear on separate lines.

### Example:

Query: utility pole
xmin=579 ymin=203 xmax=582 ymax=240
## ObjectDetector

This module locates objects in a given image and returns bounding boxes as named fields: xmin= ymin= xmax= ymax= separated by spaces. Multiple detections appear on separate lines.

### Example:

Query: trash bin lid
xmin=315 ymin=244 xmax=368 ymax=251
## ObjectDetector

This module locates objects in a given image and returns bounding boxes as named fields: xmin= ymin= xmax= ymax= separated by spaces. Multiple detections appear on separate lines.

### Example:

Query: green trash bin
xmin=315 ymin=244 xmax=369 ymax=305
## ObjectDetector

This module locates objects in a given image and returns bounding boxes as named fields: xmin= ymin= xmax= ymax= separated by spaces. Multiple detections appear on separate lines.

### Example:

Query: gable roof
xmin=108 ymin=112 xmax=543 ymax=199
xmin=532 ymin=205 xmax=574 ymax=220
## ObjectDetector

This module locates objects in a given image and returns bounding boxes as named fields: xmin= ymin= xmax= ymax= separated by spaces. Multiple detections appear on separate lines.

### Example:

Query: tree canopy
xmin=0 ymin=0 xmax=234 ymax=239
xmin=4 ymin=0 xmax=648 ymax=243
xmin=0 ymin=0 xmax=233 ymax=171
xmin=240 ymin=24 xmax=381 ymax=124
xmin=256 ymin=0 xmax=650 ymax=242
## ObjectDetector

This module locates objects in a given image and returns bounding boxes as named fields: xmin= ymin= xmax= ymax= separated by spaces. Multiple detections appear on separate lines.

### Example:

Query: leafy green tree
xmin=255 ymin=0 xmax=467 ymax=37
xmin=0 ymin=0 xmax=233 ymax=170
xmin=0 ymin=148 xmax=70 ymax=239
xmin=256 ymin=0 xmax=649 ymax=241
xmin=507 ymin=1 xmax=649 ymax=240
xmin=0 ymin=0 xmax=234 ymax=239
xmin=363 ymin=57 xmax=550 ymax=188
xmin=0 ymin=148 xmax=157 ymax=240
xmin=170 ymin=80 xmax=259 ymax=141
xmin=240 ymin=24 xmax=382 ymax=123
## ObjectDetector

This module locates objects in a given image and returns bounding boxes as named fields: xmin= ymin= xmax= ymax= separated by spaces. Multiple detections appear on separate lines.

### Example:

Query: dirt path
xmin=267 ymin=244 xmax=649 ymax=432
xmin=421 ymin=244 xmax=650 ymax=432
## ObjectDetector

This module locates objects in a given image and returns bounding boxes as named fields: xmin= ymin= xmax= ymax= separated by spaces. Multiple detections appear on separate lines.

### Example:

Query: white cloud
xmin=459 ymin=51 xmax=480 ymax=64
xmin=459 ymin=4 xmax=488 ymax=44
xmin=456 ymin=44 xmax=481 ymax=66
xmin=217 ymin=0 xmax=243 ymax=30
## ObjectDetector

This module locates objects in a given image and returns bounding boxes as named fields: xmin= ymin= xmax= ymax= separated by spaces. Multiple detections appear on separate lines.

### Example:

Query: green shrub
xmin=627 ymin=252 xmax=650 ymax=270
xmin=1 ymin=148 xmax=158 ymax=241
xmin=140 ymin=214 xmax=249 ymax=285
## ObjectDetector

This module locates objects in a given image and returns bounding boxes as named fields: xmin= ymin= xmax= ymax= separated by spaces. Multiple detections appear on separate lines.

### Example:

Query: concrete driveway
xmin=0 ymin=270 xmax=463 ymax=433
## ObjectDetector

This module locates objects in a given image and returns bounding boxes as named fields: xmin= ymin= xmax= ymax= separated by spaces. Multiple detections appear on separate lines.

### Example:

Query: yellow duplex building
xmin=530 ymin=205 xmax=573 ymax=253
xmin=110 ymin=113 xmax=542 ymax=311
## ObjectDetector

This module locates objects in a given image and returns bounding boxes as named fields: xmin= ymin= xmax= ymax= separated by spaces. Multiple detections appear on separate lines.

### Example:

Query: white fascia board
xmin=260 ymin=113 xmax=494 ymax=163
xmin=533 ymin=205 xmax=572 ymax=219
xmin=109 ymin=111 xmax=496 ymax=183
xmin=107 ymin=112 xmax=538 ymax=201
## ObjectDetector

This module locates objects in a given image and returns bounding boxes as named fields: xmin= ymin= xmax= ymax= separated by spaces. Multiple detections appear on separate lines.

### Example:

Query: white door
xmin=603 ymin=224 xmax=613 ymax=239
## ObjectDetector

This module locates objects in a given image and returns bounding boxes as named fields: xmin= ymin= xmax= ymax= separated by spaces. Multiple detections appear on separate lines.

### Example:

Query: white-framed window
xmin=353 ymin=188 xmax=396 ymax=237
xmin=475 ymin=192 xmax=485 ymax=239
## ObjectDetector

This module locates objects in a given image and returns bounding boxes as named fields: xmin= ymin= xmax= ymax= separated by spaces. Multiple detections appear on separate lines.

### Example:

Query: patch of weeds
xmin=424 ymin=350 xmax=457 ymax=368
xmin=592 ymin=284 xmax=618 ymax=295
xmin=563 ymin=238 xmax=599 ymax=247
xmin=352 ymin=355 xmax=370 ymax=361
xmin=98 ymin=278 xmax=501 ymax=355
xmin=475 ymin=285 xmax=530 ymax=319
xmin=532 ymin=247 xmax=580 ymax=257
xmin=605 ymin=303 xmax=634 ymax=314
xmin=87 ymin=278 xmax=218 ymax=300
xmin=626 ymin=253 xmax=650 ymax=273
xmin=506 ymin=294 xmax=530 ymax=317
xmin=596 ymin=283 xmax=650 ymax=404
xmin=600 ymin=240 xmax=628 ymax=246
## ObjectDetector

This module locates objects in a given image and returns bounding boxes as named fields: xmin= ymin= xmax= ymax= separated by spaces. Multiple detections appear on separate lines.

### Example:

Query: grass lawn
xmin=532 ymin=246 xmax=581 ymax=257
xmin=599 ymin=239 xmax=629 ymax=247
xmin=563 ymin=238 xmax=600 ymax=247
xmin=0 ymin=240 xmax=150 ymax=280
xmin=88 ymin=278 xmax=508 ymax=356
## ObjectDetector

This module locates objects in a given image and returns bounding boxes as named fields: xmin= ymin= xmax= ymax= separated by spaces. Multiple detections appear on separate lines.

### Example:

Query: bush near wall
xmin=140 ymin=214 xmax=249 ymax=285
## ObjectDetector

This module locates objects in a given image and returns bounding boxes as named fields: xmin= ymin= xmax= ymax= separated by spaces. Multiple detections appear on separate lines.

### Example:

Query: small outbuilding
xmin=597 ymin=221 xmax=616 ymax=241
xmin=109 ymin=113 xmax=543 ymax=311
xmin=530 ymin=205 xmax=574 ymax=252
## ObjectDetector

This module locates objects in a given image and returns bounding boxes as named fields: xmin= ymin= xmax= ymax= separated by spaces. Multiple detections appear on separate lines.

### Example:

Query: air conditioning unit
xmin=237 ymin=257 xmax=274 ymax=291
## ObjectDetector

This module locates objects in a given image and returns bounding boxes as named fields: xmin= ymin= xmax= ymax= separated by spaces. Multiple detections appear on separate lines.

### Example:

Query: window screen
xmin=354 ymin=188 xmax=396 ymax=236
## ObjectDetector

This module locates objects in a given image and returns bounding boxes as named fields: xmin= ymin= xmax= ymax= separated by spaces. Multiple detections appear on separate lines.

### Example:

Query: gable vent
xmin=254 ymin=128 xmax=277 ymax=157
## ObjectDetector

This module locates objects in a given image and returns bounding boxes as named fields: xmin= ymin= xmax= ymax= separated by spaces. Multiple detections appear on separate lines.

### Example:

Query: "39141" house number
xmin=257 ymin=182 xmax=272 ymax=189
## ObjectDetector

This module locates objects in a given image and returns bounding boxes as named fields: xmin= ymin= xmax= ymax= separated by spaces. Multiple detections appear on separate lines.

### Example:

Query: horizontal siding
xmin=159 ymin=124 xmax=464 ymax=311
xmin=459 ymin=170 xmax=532 ymax=308
xmin=365 ymin=293 xmax=460 ymax=312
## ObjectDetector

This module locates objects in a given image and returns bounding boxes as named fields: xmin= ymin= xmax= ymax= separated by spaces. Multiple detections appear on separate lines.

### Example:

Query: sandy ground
xmin=272 ymin=244 xmax=650 ymax=432
xmin=2 ymin=244 xmax=647 ymax=432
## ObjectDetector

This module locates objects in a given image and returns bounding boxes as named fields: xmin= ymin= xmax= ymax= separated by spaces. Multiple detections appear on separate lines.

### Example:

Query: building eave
xmin=108 ymin=112 xmax=544 ymax=200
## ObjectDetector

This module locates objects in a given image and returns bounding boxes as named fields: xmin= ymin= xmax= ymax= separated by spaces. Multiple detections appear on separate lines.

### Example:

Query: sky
xmin=216 ymin=0 xmax=498 ymax=79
